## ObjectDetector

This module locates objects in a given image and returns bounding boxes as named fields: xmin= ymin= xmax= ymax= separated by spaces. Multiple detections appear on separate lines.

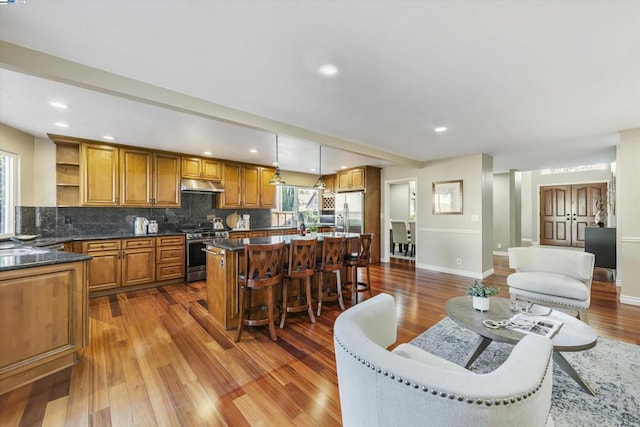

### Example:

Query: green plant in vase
xmin=467 ymin=280 xmax=499 ymax=311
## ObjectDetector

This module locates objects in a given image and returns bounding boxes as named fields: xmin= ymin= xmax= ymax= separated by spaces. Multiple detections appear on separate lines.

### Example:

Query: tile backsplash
xmin=16 ymin=193 xmax=272 ymax=237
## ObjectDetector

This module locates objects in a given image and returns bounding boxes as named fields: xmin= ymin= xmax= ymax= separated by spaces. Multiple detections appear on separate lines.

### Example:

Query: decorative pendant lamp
xmin=313 ymin=145 xmax=327 ymax=189
xmin=269 ymin=134 xmax=286 ymax=186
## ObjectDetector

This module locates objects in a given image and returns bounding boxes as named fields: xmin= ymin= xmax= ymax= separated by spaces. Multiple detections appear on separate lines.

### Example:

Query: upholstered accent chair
xmin=334 ymin=293 xmax=554 ymax=427
xmin=507 ymin=247 xmax=595 ymax=323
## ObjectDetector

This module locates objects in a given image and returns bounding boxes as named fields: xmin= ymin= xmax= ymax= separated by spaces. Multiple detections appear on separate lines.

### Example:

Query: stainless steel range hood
xmin=180 ymin=179 xmax=225 ymax=193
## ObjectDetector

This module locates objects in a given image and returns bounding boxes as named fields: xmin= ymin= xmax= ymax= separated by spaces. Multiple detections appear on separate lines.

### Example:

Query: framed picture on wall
xmin=432 ymin=180 xmax=463 ymax=214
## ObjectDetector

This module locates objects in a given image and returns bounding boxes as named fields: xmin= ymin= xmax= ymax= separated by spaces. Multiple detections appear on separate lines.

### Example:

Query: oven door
xmin=186 ymin=239 xmax=207 ymax=281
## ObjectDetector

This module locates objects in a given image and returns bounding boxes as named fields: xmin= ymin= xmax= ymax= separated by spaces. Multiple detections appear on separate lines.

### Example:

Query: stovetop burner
xmin=180 ymin=228 xmax=229 ymax=240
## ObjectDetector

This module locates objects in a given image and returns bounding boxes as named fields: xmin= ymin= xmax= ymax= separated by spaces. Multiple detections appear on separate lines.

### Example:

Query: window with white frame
xmin=0 ymin=151 xmax=17 ymax=237
xmin=275 ymin=185 xmax=320 ymax=226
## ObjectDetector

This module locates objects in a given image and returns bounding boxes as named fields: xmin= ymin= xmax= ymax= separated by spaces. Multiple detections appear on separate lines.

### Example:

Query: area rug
xmin=410 ymin=317 xmax=640 ymax=427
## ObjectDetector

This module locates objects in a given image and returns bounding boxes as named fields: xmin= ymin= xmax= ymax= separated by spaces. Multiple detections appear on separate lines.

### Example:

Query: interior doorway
xmin=384 ymin=178 xmax=417 ymax=263
xmin=539 ymin=182 xmax=607 ymax=248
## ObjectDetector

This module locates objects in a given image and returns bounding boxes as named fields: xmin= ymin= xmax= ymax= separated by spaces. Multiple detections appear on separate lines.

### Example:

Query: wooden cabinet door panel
xmin=337 ymin=171 xmax=352 ymax=191
xmin=82 ymin=144 xmax=119 ymax=206
xmin=181 ymin=157 xmax=202 ymax=179
xmin=351 ymin=168 xmax=365 ymax=190
xmin=242 ymin=165 xmax=260 ymax=208
xmin=121 ymin=248 xmax=155 ymax=286
xmin=87 ymin=252 xmax=121 ymax=291
xmin=260 ymin=167 xmax=276 ymax=208
xmin=202 ymin=159 xmax=221 ymax=181
xmin=120 ymin=149 xmax=152 ymax=206
xmin=154 ymin=154 xmax=181 ymax=207
xmin=218 ymin=163 xmax=242 ymax=208
xmin=156 ymin=263 xmax=184 ymax=281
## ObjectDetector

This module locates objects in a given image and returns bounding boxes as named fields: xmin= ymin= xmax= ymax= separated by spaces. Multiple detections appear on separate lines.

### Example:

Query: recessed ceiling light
xmin=49 ymin=101 xmax=69 ymax=109
xmin=434 ymin=126 xmax=448 ymax=133
xmin=310 ymin=168 xmax=317 ymax=172
xmin=203 ymin=151 xmax=213 ymax=155
xmin=249 ymin=149 xmax=258 ymax=154
xmin=102 ymin=135 xmax=115 ymax=141
xmin=54 ymin=122 xmax=69 ymax=128
xmin=318 ymin=63 xmax=339 ymax=77
xmin=340 ymin=165 xmax=347 ymax=169
xmin=272 ymin=161 xmax=279 ymax=166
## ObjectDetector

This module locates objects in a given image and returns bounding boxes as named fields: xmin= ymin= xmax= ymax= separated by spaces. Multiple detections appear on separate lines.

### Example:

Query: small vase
xmin=473 ymin=296 xmax=490 ymax=312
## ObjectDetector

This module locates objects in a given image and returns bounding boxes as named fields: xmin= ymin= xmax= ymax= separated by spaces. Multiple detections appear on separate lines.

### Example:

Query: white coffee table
xmin=445 ymin=296 xmax=598 ymax=396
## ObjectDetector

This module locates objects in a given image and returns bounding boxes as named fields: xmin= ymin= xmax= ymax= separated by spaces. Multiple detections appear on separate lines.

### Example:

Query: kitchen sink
xmin=0 ymin=248 xmax=49 ymax=257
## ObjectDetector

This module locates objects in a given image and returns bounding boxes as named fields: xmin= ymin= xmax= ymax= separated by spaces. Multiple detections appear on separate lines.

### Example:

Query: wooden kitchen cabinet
xmin=54 ymin=140 xmax=81 ymax=206
xmin=153 ymin=153 xmax=181 ymax=207
xmin=322 ymin=174 xmax=336 ymax=194
xmin=82 ymin=143 xmax=119 ymax=206
xmin=337 ymin=167 xmax=365 ymax=192
xmin=218 ymin=163 xmax=275 ymax=209
xmin=121 ymin=238 xmax=155 ymax=286
xmin=0 ymin=261 xmax=88 ymax=395
xmin=155 ymin=235 xmax=185 ymax=281
xmin=80 ymin=237 xmax=155 ymax=291
xmin=82 ymin=239 xmax=121 ymax=291
xmin=260 ymin=166 xmax=276 ymax=208
xmin=120 ymin=148 xmax=153 ymax=206
xmin=181 ymin=157 xmax=221 ymax=181
xmin=120 ymin=149 xmax=181 ymax=207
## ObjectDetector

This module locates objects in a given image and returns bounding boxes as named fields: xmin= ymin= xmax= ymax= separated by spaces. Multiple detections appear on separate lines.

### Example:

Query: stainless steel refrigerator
xmin=335 ymin=192 xmax=364 ymax=233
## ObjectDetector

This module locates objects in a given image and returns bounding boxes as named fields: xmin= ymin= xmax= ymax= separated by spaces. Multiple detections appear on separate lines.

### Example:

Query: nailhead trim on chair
xmin=335 ymin=335 xmax=553 ymax=406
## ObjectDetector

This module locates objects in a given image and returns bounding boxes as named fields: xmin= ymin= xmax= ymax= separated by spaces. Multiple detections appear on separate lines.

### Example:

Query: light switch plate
xmin=471 ymin=214 xmax=479 ymax=222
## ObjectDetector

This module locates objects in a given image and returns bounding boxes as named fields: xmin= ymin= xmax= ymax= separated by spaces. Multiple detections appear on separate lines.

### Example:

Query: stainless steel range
xmin=182 ymin=228 xmax=229 ymax=282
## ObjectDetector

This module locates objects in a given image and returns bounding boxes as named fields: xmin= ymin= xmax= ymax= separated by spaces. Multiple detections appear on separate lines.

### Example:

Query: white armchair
xmin=507 ymin=247 xmax=595 ymax=323
xmin=334 ymin=293 xmax=554 ymax=427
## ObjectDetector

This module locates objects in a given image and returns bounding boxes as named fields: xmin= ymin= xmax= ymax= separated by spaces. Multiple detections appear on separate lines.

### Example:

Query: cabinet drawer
xmin=156 ymin=235 xmax=185 ymax=247
xmin=83 ymin=240 xmax=120 ymax=252
xmin=122 ymin=238 xmax=154 ymax=249
xmin=156 ymin=246 xmax=185 ymax=263
xmin=156 ymin=263 xmax=185 ymax=281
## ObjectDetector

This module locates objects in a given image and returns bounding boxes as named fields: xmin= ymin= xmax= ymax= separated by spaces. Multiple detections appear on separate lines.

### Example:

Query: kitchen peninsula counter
xmin=203 ymin=232 xmax=359 ymax=330
xmin=0 ymin=249 xmax=90 ymax=394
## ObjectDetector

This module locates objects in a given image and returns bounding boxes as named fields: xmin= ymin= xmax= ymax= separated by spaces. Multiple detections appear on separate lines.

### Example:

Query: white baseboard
xmin=620 ymin=294 xmax=640 ymax=307
xmin=493 ymin=251 xmax=509 ymax=256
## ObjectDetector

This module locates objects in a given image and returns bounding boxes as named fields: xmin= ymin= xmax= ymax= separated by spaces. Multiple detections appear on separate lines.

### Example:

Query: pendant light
xmin=313 ymin=145 xmax=327 ymax=189
xmin=269 ymin=133 xmax=286 ymax=186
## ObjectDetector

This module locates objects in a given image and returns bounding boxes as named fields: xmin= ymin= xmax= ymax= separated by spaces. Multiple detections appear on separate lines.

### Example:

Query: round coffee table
xmin=445 ymin=296 xmax=598 ymax=395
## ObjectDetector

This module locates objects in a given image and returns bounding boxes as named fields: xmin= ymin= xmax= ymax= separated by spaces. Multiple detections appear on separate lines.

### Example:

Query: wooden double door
xmin=540 ymin=182 xmax=607 ymax=248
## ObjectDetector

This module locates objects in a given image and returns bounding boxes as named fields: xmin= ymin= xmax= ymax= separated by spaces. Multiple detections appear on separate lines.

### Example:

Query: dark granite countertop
xmin=26 ymin=231 xmax=186 ymax=247
xmin=204 ymin=231 xmax=360 ymax=252
xmin=0 ymin=249 xmax=91 ymax=272
xmin=227 ymin=224 xmax=335 ymax=233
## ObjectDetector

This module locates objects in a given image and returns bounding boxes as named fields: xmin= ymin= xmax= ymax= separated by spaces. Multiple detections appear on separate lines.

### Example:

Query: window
xmin=0 ymin=151 xmax=17 ymax=237
xmin=275 ymin=185 xmax=320 ymax=225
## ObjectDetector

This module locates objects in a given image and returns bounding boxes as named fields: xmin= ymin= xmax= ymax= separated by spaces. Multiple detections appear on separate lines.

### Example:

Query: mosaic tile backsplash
xmin=16 ymin=193 xmax=272 ymax=237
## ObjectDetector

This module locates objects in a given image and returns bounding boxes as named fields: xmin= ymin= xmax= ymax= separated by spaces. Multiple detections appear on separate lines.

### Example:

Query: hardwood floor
xmin=1 ymin=257 xmax=638 ymax=426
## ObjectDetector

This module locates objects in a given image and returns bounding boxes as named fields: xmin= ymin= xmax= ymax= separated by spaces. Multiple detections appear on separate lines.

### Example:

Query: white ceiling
xmin=1 ymin=1 xmax=638 ymax=174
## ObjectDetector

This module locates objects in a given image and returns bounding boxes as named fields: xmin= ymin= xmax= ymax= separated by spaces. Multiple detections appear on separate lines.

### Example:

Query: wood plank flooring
xmin=1 ymin=257 xmax=638 ymax=426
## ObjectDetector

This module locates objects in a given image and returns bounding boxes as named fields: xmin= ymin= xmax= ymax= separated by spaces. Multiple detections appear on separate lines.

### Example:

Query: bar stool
xmin=344 ymin=233 xmax=374 ymax=304
xmin=315 ymin=236 xmax=346 ymax=316
xmin=280 ymin=237 xmax=317 ymax=328
xmin=235 ymin=241 xmax=285 ymax=342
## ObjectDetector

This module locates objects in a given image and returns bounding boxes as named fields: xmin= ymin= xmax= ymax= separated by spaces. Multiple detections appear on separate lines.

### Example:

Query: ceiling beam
xmin=1 ymin=41 xmax=423 ymax=169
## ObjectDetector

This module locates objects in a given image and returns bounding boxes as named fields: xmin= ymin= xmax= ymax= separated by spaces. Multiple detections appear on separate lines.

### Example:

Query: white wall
xmin=382 ymin=153 xmax=493 ymax=279
xmin=0 ymin=123 xmax=37 ymax=206
xmin=389 ymin=182 xmax=410 ymax=220
xmin=618 ymin=129 xmax=640 ymax=305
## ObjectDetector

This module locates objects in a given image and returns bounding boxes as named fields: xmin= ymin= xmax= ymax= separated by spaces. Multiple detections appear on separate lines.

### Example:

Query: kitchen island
xmin=0 ymin=248 xmax=91 ymax=395
xmin=203 ymin=232 xmax=359 ymax=330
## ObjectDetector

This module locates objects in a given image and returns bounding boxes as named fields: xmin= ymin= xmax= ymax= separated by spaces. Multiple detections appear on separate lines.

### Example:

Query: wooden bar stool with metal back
xmin=280 ymin=237 xmax=317 ymax=328
xmin=235 ymin=241 xmax=285 ymax=342
xmin=344 ymin=233 xmax=374 ymax=304
xmin=315 ymin=235 xmax=346 ymax=316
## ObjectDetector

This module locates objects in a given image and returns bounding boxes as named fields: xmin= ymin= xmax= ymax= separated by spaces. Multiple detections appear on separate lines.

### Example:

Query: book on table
xmin=508 ymin=313 xmax=563 ymax=338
